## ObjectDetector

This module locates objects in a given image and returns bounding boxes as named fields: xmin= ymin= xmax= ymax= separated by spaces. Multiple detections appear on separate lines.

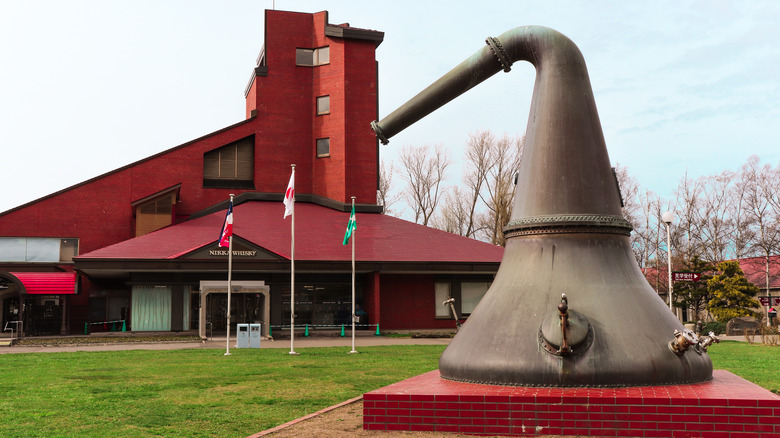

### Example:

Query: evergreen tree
xmin=707 ymin=261 xmax=761 ymax=321
xmin=673 ymin=256 xmax=713 ymax=322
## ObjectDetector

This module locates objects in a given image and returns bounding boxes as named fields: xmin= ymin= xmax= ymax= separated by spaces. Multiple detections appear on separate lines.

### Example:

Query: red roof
xmin=77 ymin=201 xmax=504 ymax=263
xmin=10 ymin=272 xmax=77 ymax=294
xmin=643 ymin=256 xmax=780 ymax=291
xmin=739 ymin=255 xmax=780 ymax=290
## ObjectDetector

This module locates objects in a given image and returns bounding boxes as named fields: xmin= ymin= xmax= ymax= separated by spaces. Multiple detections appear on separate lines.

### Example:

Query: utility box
xmin=236 ymin=324 xmax=249 ymax=348
xmin=249 ymin=323 xmax=262 ymax=348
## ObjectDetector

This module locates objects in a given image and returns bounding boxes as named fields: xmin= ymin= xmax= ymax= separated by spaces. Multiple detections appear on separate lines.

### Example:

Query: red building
xmin=0 ymin=10 xmax=502 ymax=338
xmin=738 ymin=256 xmax=780 ymax=322
xmin=642 ymin=256 xmax=780 ymax=323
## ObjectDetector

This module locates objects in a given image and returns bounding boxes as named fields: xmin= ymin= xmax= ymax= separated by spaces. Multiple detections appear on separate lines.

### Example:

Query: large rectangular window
xmin=316 ymin=138 xmax=330 ymax=158
xmin=131 ymin=286 xmax=172 ymax=331
xmin=203 ymin=137 xmax=254 ymax=188
xmin=0 ymin=237 xmax=79 ymax=263
xmin=0 ymin=238 xmax=28 ymax=261
xmin=296 ymin=46 xmax=329 ymax=66
xmin=281 ymin=282 xmax=361 ymax=326
xmin=434 ymin=280 xmax=491 ymax=318
xmin=461 ymin=282 xmax=490 ymax=315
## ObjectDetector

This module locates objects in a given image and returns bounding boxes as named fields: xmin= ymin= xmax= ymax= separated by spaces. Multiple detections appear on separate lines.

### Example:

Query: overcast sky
xmin=1 ymin=1 xmax=778 ymax=218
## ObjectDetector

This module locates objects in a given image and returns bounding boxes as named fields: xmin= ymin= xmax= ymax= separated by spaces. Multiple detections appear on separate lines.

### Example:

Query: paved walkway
xmin=0 ymin=334 xmax=748 ymax=355
xmin=0 ymin=335 xmax=453 ymax=354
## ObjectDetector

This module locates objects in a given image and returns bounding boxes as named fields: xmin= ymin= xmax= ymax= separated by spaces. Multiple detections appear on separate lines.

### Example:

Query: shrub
xmin=702 ymin=320 xmax=726 ymax=335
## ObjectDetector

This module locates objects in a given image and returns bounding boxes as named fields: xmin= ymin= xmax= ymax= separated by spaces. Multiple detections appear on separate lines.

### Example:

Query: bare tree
xmin=628 ymin=181 xmax=670 ymax=301
xmin=695 ymin=171 xmax=735 ymax=265
xmin=728 ymin=170 xmax=756 ymax=260
xmin=479 ymin=134 xmax=524 ymax=246
xmin=631 ymin=188 xmax=663 ymax=269
xmin=377 ymin=160 xmax=398 ymax=215
xmin=460 ymin=131 xmax=494 ymax=238
xmin=432 ymin=131 xmax=494 ymax=238
xmin=763 ymin=162 xmax=780 ymax=323
xmin=431 ymin=186 xmax=480 ymax=236
xmin=614 ymin=164 xmax=640 ymax=225
xmin=672 ymin=173 xmax=704 ymax=262
xmin=765 ymin=161 xmax=780 ymax=222
xmin=398 ymin=144 xmax=450 ymax=226
xmin=740 ymin=156 xmax=780 ymax=323
xmin=614 ymin=164 xmax=657 ymax=268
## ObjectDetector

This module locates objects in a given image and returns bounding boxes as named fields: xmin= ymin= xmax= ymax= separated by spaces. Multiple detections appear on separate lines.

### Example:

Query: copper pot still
xmin=372 ymin=26 xmax=712 ymax=387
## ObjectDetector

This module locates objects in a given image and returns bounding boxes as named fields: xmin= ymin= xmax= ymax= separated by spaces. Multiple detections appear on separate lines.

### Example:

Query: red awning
xmin=10 ymin=272 xmax=77 ymax=295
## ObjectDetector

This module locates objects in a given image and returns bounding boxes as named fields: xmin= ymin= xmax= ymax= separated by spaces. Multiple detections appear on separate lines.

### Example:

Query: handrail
xmin=84 ymin=319 xmax=126 ymax=334
xmin=269 ymin=323 xmax=380 ymax=337
xmin=4 ymin=321 xmax=22 ymax=340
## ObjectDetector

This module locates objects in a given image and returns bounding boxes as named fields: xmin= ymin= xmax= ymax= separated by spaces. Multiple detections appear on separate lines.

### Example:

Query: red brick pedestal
xmin=364 ymin=370 xmax=780 ymax=437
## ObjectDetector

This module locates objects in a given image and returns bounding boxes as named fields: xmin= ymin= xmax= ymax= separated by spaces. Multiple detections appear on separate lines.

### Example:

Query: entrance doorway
xmin=198 ymin=281 xmax=270 ymax=338
xmin=2 ymin=296 xmax=20 ymax=334
xmin=206 ymin=293 xmax=266 ymax=331
xmin=26 ymin=296 xmax=62 ymax=336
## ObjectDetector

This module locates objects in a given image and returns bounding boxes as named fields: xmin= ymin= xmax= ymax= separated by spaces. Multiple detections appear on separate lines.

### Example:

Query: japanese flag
xmin=283 ymin=170 xmax=294 ymax=218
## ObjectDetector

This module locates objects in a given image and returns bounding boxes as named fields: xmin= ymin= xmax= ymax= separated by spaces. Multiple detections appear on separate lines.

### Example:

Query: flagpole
xmin=289 ymin=164 xmax=298 ymax=355
xmin=225 ymin=194 xmax=234 ymax=356
xmin=349 ymin=196 xmax=357 ymax=354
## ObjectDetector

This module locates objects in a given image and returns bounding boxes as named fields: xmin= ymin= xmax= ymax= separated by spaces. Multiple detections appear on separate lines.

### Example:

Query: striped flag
xmin=218 ymin=201 xmax=233 ymax=247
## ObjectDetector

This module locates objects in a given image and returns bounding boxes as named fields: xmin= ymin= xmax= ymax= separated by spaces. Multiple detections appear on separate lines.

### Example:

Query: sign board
xmin=183 ymin=239 xmax=279 ymax=260
xmin=672 ymin=272 xmax=701 ymax=282
xmin=758 ymin=296 xmax=780 ymax=307
xmin=208 ymin=249 xmax=258 ymax=257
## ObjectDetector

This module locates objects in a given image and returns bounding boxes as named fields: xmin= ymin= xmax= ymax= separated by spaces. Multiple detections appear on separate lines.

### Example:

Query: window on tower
xmin=316 ymin=95 xmax=330 ymax=115
xmin=296 ymin=46 xmax=330 ymax=66
xmin=316 ymin=138 xmax=330 ymax=158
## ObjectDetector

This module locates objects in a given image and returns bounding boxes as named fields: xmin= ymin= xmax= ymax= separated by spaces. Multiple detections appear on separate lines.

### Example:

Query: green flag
xmin=342 ymin=204 xmax=356 ymax=245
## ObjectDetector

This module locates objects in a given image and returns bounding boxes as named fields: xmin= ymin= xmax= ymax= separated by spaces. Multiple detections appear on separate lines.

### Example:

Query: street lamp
xmin=661 ymin=211 xmax=675 ymax=317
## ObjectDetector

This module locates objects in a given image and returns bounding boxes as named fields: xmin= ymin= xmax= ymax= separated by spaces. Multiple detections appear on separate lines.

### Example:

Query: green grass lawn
xmin=706 ymin=340 xmax=779 ymax=393
xmin=0 ymin=341 xmax=775 ymax=437
xmin=0 ymin=345 xmax=444 ymax=437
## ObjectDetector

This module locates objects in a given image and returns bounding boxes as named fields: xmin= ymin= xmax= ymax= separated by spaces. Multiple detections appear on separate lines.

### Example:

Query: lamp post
xmin=661 ymin=211 xmax=675 ymax=317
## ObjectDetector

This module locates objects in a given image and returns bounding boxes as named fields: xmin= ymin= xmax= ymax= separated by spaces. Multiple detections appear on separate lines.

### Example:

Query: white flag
xmin=283 ymin=171 xmax=295 ymax=218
